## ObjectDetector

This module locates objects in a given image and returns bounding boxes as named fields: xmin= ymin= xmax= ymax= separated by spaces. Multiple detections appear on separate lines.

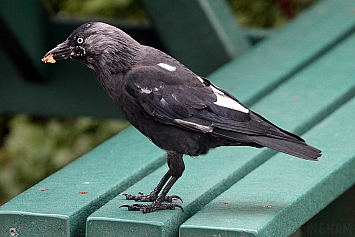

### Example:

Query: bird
xmin=42 ymin=22 xmax=321 ymax=213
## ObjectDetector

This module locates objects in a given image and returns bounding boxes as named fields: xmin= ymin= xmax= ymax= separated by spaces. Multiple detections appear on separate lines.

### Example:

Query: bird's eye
xmin=77 ymin=37 xmax=84 ymax=44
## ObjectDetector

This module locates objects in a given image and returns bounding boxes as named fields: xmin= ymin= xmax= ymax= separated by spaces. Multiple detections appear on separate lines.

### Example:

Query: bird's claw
xmin=165 ymin=195 xmax=183 ymax=203
xmin=121 ymin=193 xmax=183 ymax=203
xmin=120 ymin=203 xmax=184 ymax=213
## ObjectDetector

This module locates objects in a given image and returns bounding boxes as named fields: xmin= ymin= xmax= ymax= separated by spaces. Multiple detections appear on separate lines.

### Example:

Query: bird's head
xmin=42 ymin=22 xmax=143 ymax=74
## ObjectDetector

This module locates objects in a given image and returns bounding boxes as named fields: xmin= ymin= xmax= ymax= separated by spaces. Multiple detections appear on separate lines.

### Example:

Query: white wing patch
xmin=196 ymin=76 xmax=204 ymax=83
xmin=157 ymin=63 xmax=176 ymax=72
xmin=174 ymin=119 xmax=213 ymax=133
xmin=134 ymin=82 xmax=152 ymax=94
xmin=160 ymin=97 xmax=168 ymax=106
xmin=210 ymin=86 xmax=249 ymax=113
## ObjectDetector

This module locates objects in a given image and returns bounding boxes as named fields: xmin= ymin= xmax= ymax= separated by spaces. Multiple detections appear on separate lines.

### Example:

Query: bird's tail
xmin=249 ymin=136 xmax=321 ymax=161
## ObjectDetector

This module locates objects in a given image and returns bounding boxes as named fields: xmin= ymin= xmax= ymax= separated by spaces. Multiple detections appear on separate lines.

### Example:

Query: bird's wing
xmin=124 ymin=65 xmax=299 ymax=141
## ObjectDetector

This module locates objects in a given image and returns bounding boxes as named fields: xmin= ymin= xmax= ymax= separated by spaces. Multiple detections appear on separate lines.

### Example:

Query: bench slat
xmin=85 ymin=20 xmax=355 ymax=237
xmin=0 ymin=128 xmax=165 ymax=237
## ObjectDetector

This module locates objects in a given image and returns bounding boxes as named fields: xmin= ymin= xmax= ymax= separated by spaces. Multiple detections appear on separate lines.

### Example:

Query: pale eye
xmin=77 ymin=37 xmax=84 ymax=44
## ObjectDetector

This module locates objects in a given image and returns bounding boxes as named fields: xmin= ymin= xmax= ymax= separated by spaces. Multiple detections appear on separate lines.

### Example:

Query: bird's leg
xmin=122 ymin=176 xmax=183 ymax=213
xmin=122 ymin=170 xmax=180 ymax=202
xmin=121 ymin=152 xmax=185 ymax=213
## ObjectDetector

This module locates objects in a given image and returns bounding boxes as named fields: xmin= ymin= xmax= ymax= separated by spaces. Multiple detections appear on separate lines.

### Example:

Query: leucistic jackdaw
xmin=42 ymin=22 xmax=321 ymax=213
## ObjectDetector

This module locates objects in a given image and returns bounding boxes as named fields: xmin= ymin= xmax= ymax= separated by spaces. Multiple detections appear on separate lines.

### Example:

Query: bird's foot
xmin=120 ymin=203 xmax=184 ymax=213
xmin=122 ymin=192 xmax=182 ymax=203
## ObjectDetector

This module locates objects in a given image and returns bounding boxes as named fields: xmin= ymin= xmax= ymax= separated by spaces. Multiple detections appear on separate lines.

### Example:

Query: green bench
xmin=2 ymin=0 xmax=355 ymax=236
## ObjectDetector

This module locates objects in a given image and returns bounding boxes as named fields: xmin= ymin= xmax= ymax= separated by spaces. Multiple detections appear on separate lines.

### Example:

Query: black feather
xmin=249 ymin=136 xmax=320 ymax=160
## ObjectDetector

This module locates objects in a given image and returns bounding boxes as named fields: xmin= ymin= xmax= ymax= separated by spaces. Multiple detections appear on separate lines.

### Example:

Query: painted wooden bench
xmin=1 ymin=0 xmax=355 ymax=236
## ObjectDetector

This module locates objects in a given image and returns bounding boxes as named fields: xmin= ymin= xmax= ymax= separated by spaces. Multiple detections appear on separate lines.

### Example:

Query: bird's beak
xmin=41 ymin=40 xmax=72 ymax=64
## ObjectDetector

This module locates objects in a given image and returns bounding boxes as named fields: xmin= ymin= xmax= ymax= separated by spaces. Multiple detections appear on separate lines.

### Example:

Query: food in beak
xmin=41 ymin=53 xmax=56 ymax=63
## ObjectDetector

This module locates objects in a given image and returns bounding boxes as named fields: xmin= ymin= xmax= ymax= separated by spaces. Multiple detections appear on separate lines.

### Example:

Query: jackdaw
xmin=42 ymin=22 xmax=321 ymax=213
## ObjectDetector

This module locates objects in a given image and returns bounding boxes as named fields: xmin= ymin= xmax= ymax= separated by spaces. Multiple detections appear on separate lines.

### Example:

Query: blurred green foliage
xmin=42 ymin=0 xmax=147 ymax=20
xmin=0 ymin=0 xmax=318 ymax=204
xmin=228 ymin=0 xmax=319 ymax=28
xmin=42 ymin=0 xmax=318 ymax=28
